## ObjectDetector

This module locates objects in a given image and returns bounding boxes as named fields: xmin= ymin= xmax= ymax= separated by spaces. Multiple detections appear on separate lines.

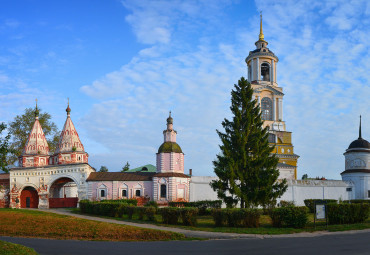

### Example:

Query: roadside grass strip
xmin=0 ymin=209 xmax=186 ymax=241
xmin=0 ymin=240 xmax=39 ymax=255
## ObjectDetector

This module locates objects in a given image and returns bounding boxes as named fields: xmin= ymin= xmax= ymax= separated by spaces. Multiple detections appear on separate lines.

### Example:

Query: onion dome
xmin=348 ymin=116 xmax=370 ymax=150
xmin=158 ymin=142 xmax=183 ymax=153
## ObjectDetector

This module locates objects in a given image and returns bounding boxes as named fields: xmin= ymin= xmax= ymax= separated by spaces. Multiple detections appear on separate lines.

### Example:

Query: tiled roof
xmin=86 ymin=172 xmax=155 ymax=182
xmin=277 ymin=162 xmax=295 ymax=168
xmin=154 ymin=173 xmax=190 ymax=178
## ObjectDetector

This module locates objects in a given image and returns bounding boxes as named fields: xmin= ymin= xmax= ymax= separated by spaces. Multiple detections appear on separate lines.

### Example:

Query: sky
xmin=0 ymin=0 xmax=369 ymax=179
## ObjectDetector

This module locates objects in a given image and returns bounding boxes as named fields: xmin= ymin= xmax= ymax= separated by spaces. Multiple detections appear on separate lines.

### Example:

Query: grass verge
xmin=0 ymin=240 xmax=39 ymax=255
xmin=0 ymin=208 xmax=186 ymax=241
xmin=72 ymin=209 xmax=370 ymax=235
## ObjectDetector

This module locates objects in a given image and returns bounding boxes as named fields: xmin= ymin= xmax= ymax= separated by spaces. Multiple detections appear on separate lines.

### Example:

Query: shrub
xmin=169 ymin=200 xmax=222 ymax=215
xmin=212 ymin=209 xmax=227 ymax=227
xmin=100 ymin=199 xmax=138 ymax=205
xmin=279 ymin=200 xmax=295 ymax=207
xmin=145 ymin=201 xmax=158 ymax=208
xmin=126 ymin=205 xmax=136 ymax=219
xmin=327 ymin=203 xmax=370 ymax=224
xmin=144 ymin=206 xmax=157 ymax=221
xmin=304 ymin=199 xmax=337 ymax=213
xmin=342 ymin=200 xmax=370 ymax=204
xmin=270 ymin=207 xmax=308 ymax=228
xmin=136 ymin=207 xmax=146 ymax=220
xmin=180 ymin=208 xmax=198 ymax=226
xmin=240 ymin=209 xmax=261 ymax=228
xmin=160 ymin=207 xmax=179 ymax=225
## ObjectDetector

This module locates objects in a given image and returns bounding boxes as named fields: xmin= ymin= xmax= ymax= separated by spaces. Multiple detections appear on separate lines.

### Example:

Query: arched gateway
xmin=9 ymin=102 xmax=94 ymax=209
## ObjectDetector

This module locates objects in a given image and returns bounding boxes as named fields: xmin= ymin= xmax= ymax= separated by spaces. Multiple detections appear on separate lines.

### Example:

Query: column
xmin=271 ymin=59 xmax=274 ymax=83
xmin=256 ymin=58 xmax=260 ymax=81
xmin=272 ymin=96 xmax=276 ymax=121
xmin=251 ymin=59 xmax=254 ymax=81
xmin=280 ymin=98 xmax=283 ymax=121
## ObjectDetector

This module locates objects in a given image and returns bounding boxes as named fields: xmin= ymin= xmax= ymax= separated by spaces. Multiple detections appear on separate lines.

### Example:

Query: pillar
xmin=271 ymin=59 xmax=274 ymax=83
xmin=256 ymin=58 xmax=260 ymax=81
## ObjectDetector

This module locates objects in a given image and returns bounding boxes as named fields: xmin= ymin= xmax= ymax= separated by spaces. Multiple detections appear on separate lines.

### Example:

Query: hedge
xmin=304 ymin=199 xmax=337 ymax=213
xmin=327 ymin=203 xmax=370 ymax=224
xmin=180 ymin=208 xmax=199 ymax=226
xmin=211 ymin=208 xmax=261 ymax=228
xmin=342 ymin=200 xmax=370 ymax=204
xmin=279 ymin=200 xmax=295 ymax=207
xmin=159 ymin=207 xmax=180 ymax=225
xmin=99 ymin=199 xmax=138 ymax=205
xmin=169 ymin=200 xmax=222 ymax=215
xmin=270 ymin=206 xmax=309 ymax=228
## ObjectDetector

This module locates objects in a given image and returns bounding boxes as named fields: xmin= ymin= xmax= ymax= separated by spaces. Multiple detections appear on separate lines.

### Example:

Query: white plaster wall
xmin=190 ymin=176 xmax=219 ymax=202
xmin=279 ymin=180 xmax=354 ymax=206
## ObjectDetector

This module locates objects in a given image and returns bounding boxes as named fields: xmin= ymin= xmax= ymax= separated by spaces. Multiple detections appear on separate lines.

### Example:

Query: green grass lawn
xmin=72 ymin=209 xmax=370 ymax=235
xmin=0 ymin=240 xmax=39 ymax=255
xmin=0 ymin=208 xmax=187 ymax=241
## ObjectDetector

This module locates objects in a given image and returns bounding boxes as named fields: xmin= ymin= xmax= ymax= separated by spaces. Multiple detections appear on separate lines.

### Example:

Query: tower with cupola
xmin=245 ymin=14 xmax=299 ymax=180
xmin=153 ymin=113 xmax=190 ymax=202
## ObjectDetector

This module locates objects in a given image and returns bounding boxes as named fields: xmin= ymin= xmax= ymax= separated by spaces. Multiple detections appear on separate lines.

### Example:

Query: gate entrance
xmin=20 ymin=187 xmax=39 ymax=208
xmin=49 ymin=177 xmax=78 ymax=208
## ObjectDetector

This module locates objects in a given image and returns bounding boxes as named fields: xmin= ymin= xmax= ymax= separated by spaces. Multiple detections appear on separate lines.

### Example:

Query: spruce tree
xmin=211 ymin=77 xmax=287 ymax=208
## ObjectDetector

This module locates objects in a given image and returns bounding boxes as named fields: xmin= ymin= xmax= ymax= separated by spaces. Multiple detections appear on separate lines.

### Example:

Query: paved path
xmin=39 ymin=209 xmax=370 ymax=239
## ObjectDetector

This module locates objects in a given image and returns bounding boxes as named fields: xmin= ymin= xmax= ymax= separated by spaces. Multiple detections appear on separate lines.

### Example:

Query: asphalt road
xmin=1 ymin=231 xmax=370 ymax=255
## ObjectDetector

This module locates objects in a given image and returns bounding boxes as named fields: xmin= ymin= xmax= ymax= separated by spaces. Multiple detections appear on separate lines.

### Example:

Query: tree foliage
xmin=210 ymin=77 xmax=287 ymax=209
xmin=7 ymin=108 xmax=59 ymax=164
xmin=0 ymin=123 xmax=12 ymax=172
xmin=99 ymin=166 xmax=109 ymax=172
xmin=121 ymin=161 xmax=130 ymax=172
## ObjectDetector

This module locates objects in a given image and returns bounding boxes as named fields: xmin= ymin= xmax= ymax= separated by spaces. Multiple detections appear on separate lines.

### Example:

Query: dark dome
xmin=348 ymin=138 xmax=370 ymax=149
xmin=158 ymin=142 xmax=182 ymax=153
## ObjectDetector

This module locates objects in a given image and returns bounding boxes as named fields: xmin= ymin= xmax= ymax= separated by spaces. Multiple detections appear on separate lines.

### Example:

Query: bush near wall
xmin=279 ymin=200 xmax=295 ymax=207
xmin=180 ymin=208 xmax=199 ymax=226
xmin=327 ymin=203 xmax=370 ymax=224
xmin=169 ymin=200 xmax=222 ymax=215
xmin=304 ymin=199 xmax=337 ymax=213
xmin=270 ymin=207 xmax=309 ymax=228
xmin=99 ymin=199 xmax=138 ymax=205
xmin=342 ymin=200 xmax=370 ymax=204
xmin=211 ymin=208 xmax=261 ymax=228
xmin=160 ymin=207 xmax=180 ymax=225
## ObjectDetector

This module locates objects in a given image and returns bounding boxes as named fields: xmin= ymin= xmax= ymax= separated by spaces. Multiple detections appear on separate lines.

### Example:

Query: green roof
xmin=126 ymin=164 xmax=157 ymax=173
xmin=158 ymin=142 xmax=183 ymax=153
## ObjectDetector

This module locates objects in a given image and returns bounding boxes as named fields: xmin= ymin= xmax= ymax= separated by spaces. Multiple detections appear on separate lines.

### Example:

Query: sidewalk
xmin=40 ymin=209 xmax=370 ymax=240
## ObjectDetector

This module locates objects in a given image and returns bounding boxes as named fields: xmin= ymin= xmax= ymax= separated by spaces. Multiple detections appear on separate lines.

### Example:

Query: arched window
xmin=261 ymin=63 xmax=270 ymax=81
xmin=268 ymin=133 xmax=276 ymax=143
xmin=160 ymin=184 xmax=167 ymax=198
xmin=261 ymin=97 xmax=273 ymax=120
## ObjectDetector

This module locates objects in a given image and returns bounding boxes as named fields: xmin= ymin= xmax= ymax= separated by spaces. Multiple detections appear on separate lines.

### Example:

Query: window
xmin=268 ymin=133 xmax=276 ymax=143
xmin=346 ymin=188 xmax=352 ymax=192
xmin=122 ymin=189 xmax=127 ymax=197
xmin=160 ymin=184 xmax=167 ymax=198
xmin=261 ymin=63 xmax=270 ymax=81
xmin=100 ymin=189 xmax=106 ymax=198
xmin=261 ymin=97 xmax=273 ymax=120
xmin=135 ymin=190 xmax=141 ymax=197
xmin=368 ymin=190 xmax=370 ymax=198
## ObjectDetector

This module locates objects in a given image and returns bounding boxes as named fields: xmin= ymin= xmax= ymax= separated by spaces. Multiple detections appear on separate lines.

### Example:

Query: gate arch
xmin=48 ymin=176 xmax=79 ymax=208
xmin=20 ymin=186 xmax=39 ymax=208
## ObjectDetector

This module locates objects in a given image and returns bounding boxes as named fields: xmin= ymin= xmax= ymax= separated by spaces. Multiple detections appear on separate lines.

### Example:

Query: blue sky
xmin=0 ymin=0 xmax=369 ymax=179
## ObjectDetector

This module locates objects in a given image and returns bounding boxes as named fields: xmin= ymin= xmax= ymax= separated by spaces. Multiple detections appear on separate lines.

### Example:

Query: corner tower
xmin=246 ymin=14 xmax=299 ymax=180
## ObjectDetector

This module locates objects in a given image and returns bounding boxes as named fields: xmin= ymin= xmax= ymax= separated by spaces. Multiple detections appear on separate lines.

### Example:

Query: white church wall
xmin=342 ymin=173 xmax=370 ymax=200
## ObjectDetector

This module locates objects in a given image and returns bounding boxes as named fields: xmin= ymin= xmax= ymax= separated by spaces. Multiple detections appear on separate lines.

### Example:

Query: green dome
xmin=158 ymin=142 xmax=183 ymax=153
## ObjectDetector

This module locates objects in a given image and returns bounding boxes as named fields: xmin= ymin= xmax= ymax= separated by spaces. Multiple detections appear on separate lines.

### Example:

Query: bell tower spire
xmin=259 ymin=12 xmax=264 ymax=41
xmin=359 ymin=115 xmax=362 ymax=139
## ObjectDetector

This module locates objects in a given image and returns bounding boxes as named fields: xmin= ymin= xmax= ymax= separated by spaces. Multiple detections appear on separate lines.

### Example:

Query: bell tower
xmin=246 ymin=14 xmax=299 ymax=180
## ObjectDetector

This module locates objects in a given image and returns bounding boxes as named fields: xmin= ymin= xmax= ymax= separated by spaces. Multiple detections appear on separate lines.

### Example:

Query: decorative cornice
xmin=341 ymin=169 xmax=370 ymax=175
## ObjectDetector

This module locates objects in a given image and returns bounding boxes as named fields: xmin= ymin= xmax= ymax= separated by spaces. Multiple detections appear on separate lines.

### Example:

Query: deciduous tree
xmin=0 ymin=123 xmax=12 ymax=172
xmin=121 ymin=161 xmax=130 ymax=172
xmin=99 ymin=166 xmax=108 ymax=172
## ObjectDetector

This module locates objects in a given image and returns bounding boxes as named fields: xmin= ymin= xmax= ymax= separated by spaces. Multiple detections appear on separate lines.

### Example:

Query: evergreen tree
xmin=7 ymin=107 xmax=59 ymax=165
xmin=99 ymin=166 xmax=108 ymax=172
xmin=211 ymin=77 xmax=287 ymax=208
xmin=121 ymin=161 xmax=130 ymax=172
xmin=0 ymin=123 xmax=12 ymax=173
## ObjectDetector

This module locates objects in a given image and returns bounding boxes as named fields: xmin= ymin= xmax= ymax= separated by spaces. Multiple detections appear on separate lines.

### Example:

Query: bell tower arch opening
xmin=261 ymin=97 xmax=273 ymax=120
xmin=261 ymin=62 xmax=270 ymax=81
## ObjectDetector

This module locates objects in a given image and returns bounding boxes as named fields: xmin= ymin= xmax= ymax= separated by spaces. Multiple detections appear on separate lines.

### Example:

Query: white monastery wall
xmin=189 ymin=176 xmax=219 ymax=202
